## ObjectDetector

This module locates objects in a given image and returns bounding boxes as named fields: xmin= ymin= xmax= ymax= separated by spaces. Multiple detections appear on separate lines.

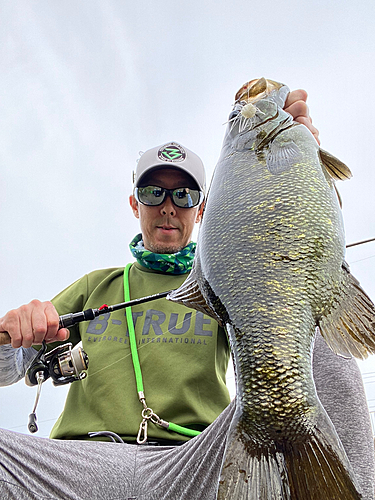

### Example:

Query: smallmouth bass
xmin=169 ymin=78 xmax=375 ymax=499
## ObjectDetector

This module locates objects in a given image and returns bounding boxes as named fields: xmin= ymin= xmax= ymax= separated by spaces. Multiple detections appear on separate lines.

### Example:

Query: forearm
xmin=0 ymin=345 xmax=37 ymax=386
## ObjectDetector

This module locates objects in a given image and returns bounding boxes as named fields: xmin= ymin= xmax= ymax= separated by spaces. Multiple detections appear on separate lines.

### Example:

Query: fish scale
xmin=169 ymin=78 xmax=375 ymax=499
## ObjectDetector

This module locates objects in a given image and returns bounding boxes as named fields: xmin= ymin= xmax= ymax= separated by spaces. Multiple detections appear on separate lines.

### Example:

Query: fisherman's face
xmin=129 ymin=167 xmax=204 ymax=254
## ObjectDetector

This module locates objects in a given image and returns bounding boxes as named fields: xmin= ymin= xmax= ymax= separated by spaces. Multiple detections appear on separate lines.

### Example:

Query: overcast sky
xmin=1 ymin=0 xmax=375 ymax=436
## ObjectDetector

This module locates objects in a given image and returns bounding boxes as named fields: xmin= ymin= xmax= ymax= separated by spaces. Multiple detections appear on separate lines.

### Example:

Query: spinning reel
xmin=26 ymin=341 xmax=89 ymax=387
xmin=26 ymin=342 xmax=89 ymax=433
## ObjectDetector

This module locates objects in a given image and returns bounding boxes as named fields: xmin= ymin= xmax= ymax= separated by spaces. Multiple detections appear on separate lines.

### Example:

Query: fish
xmin=168 ymin=77 xmax=375 ymax=499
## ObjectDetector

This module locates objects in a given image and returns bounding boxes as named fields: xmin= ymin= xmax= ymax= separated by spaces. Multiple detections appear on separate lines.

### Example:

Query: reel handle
xmin=28 ymin=413 xmax=38 ymax=433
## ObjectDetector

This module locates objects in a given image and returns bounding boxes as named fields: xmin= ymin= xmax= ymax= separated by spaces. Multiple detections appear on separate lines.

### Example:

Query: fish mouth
xmin=235 ymin=77 xmax=284 ymax=104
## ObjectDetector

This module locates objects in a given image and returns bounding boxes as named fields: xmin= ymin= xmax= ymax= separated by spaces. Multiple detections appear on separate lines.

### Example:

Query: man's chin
xmin=146 ymin=239 xmax=184 ymax=255
xmin=149 ymin=244 xmax=183 ymax=254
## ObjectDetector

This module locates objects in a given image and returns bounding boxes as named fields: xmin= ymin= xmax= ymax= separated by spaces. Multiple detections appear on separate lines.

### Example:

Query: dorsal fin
xmin=319 ymin=149 xmax=353 ymax=181
xmin=247 ymin=77 xmax=268 ymax=97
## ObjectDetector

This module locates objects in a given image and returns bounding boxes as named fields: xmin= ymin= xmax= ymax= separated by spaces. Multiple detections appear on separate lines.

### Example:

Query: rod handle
xmin=0 ymin=332 xmax=11 ymax=346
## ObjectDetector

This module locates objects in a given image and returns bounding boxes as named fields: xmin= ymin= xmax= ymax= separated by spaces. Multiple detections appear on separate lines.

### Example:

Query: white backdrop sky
xmin=1 ymin=0 xmax=375 ymax=437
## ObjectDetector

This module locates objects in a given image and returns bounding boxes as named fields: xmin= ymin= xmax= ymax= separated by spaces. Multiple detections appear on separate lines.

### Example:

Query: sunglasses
xmin=135 ymin=185 xmax=204 ymax=209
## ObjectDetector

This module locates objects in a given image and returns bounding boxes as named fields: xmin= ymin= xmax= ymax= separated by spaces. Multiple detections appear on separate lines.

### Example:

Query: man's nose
xmin=160 ymin=194 xmax=176 ymax=216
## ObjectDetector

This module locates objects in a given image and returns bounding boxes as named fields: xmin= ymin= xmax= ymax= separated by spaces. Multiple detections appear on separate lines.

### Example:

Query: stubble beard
xmin=146 ymin=241 xmax=184 ymax=255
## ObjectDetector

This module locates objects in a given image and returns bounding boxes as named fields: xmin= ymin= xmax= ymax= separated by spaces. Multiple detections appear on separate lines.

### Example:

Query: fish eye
xmin=228 ymin=110 xmax=239 ymax=121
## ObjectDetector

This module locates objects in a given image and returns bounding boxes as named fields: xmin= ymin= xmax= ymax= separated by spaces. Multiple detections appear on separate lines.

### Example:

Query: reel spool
xmin=48 ymin=343 xmax=89 ymax=385
xmin=26 ymin=342 xmax=89 ymax=387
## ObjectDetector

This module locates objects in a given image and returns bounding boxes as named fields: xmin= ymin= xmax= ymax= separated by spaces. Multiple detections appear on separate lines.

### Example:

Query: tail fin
xmin=218 ymin=438 xmax=291 ymax=499
xmin=217 ymin=418 xmax=362 ymax=500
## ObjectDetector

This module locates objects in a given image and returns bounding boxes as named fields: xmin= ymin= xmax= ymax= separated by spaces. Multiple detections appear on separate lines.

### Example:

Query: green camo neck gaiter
xmin=129 ymin=233 xmax=196 ymax=275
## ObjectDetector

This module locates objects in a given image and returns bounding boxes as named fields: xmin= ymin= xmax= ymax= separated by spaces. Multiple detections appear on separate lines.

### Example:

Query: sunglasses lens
xmin=136 ymin=186 xmax=202 ymax=208
xmin=136 ymin=186 xmax=165 ymax=206
xmin=172 ymin=188 xmax=201 ymax=208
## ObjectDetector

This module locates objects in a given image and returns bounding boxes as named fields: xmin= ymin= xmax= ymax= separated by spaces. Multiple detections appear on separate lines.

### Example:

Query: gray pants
xmin=1 ymin=334 xmax=374 ymax=500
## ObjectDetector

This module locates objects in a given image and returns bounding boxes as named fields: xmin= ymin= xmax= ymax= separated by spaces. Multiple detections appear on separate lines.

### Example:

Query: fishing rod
xmin=2 ymin=235 xmax=374 ymax=347
xmin=1 ymin=236 xmax=374 ymax=346
xmin=1 ymin=234 xmax=374 ymax=348
xmin=346 ymin=237 xmax=375 ymax=249
xmin=58 ymin=290 xmax=173 ymax=328
xmin=2 ymin=235 xmax=375 ymax=431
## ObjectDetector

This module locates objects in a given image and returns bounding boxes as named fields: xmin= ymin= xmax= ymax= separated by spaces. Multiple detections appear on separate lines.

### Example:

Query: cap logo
xmin=158 ymin=143 xmax=186 ymax=162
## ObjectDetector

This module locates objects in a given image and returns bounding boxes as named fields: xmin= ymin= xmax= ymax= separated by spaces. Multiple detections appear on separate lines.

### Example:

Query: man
xmin=0 ymin=91 xmax=374 ymax=499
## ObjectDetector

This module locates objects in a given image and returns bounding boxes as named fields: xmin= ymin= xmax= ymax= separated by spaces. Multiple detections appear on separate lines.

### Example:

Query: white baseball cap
xmin=133 ymin=142 xmax=206 ymax=193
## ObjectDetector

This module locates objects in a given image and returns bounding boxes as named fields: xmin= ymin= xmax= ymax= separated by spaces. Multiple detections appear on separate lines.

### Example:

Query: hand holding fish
xmin=285 ymin=88 xmax=320 ymax=145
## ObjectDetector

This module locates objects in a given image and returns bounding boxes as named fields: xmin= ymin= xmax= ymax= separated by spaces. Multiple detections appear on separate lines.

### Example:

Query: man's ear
xmin=129 ymin=195 xmax=139 ymax=219
xmin=195 ymin=200 xmax=205 ymax=223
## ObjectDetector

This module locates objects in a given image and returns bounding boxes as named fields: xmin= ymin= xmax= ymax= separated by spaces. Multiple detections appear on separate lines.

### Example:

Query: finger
xmin=43 ymin=301 xmax=61 ymax=342
xmin=18 ymin=303 xmax=36 ymax=348
xmin=294 ymin=116 xmax=321 ymax=145
xmin=54 ymin=328 xmax=70 ymax=342
xmin=30 ymin=303 xmax=49 ymax=345
xmin=285 ymin=89 xmax=308 ymax=109
xmin=285 ymin=100 xmax=310 ymax=122
xmin=284 ymin=101 xmax=320 ymax=145
xmin=45 ymin=327 xmax=70 ymax=343
xmin=0 ymin=311 xmax=22 ymax=348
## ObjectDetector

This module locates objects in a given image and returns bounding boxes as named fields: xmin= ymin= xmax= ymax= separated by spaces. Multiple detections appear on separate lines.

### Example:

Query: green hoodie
xmin=49 ymin=262 xmax=231 ymax=442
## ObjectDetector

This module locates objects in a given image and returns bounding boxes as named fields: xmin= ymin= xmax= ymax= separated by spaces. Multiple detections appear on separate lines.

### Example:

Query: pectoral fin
xmin=319 ymin=149 xmax=353 ymax=181
xmin=266 ymin=140 xmax=301 ymax=174
xmin=167 ymin=268 xmax=224 ymax=326
xmin=319 ymin=262 xmax=375 ymax=359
